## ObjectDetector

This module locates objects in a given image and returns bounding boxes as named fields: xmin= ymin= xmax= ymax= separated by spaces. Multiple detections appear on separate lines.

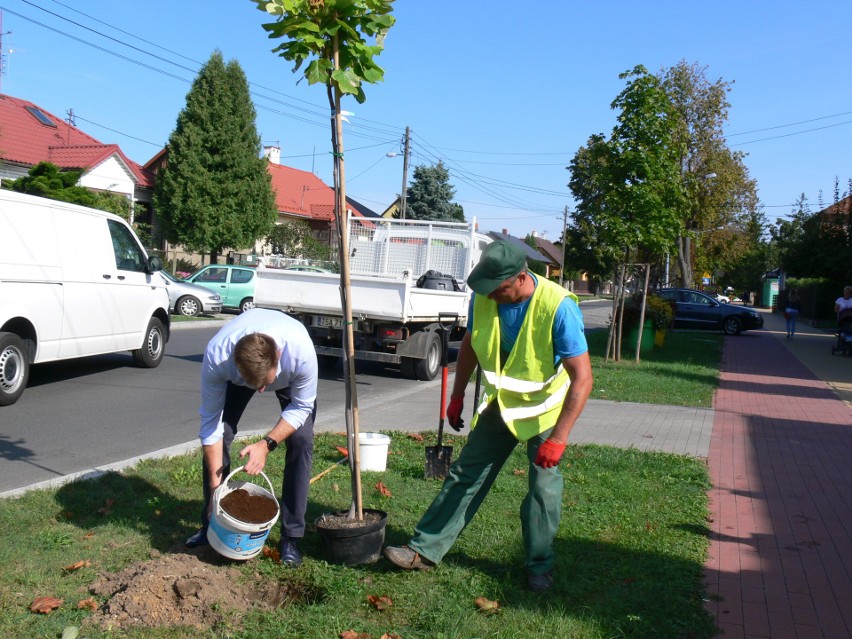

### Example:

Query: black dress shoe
xmin=185 ymin=528 xmax=208 ymax=548
xmin=279 ymin=537 xmax=302 ymax=566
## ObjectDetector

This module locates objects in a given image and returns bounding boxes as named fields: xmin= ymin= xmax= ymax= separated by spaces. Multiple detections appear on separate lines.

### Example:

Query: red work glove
xmin=447 ymin=396 xmax=465 ymax=431
xmin=535 ymin=438 xmax=566 ymax=468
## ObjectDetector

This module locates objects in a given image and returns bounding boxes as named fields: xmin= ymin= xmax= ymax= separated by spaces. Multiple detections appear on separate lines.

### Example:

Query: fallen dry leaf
xmin=380 ymin=634 xmax=402 ymax=639
xmin=513 ymin=469 xmax=526 ymax=476
xmin=335 ymin=445 xmax=350 ymax=457
xmin=375 ymin=482 xmax=391 ymax=497
xmin=367 ymin=594 xmax=393 ymax=610
xmin=77 ymin=597 xmax=98 ymax=611
xmin=97 ymin=498 xmax=115 ymax=516
xmin=339 ymin=630 xmax=370 ymax=639
xmin=63 ymin=560 xmax=91 ymax=572
xmin=30 ymin=596 xmax=63 ymax=614
xmin=80 ymin=531 xmax=95 ymax=540
xmin=474 ymin=596 xmax=500 ymax=614
xmin=407 ymin=432 xmax=424 ymax=442
xmin=262 ymin=546 xmax=281 ymax=563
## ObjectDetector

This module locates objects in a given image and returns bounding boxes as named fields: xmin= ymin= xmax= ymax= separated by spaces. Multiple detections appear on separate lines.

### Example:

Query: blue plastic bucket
xmin=208 ymin=466 xmax=279 ymax=561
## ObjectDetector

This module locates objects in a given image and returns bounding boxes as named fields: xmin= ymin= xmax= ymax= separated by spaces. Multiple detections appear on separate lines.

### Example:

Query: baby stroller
xmin=831 ymin=309 xmax=852 ymax=356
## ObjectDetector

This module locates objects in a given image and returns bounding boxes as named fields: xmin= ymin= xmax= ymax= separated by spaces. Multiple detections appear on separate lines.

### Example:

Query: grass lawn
xmin=0 ymin=329 xmax=725 ymax=638
xmin=0 ymin=431 xmax=716 ymax=639
xmin=587 ymin=329 xmax=723 ymax=407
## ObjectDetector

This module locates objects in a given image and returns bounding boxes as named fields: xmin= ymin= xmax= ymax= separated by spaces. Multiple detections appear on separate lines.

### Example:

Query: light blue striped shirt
xmin=199 ymin=308 xmax=318 ymax=445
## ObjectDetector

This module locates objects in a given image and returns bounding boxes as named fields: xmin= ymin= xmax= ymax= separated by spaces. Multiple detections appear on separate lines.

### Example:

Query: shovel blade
xmin=425 ymin=446 xmax=453 ymax=479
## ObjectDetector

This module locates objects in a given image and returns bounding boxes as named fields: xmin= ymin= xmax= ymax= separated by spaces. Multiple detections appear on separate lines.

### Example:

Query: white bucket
xmin=208 ymin=466 xmax=279 ymax=561
xmin=358 ymin=432 xmax=390 ymax=472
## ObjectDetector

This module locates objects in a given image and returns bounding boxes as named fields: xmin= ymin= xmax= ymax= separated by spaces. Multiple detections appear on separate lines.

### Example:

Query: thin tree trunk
xmin=329 ymin=37 xmax=363 ymax=521
xmin=634 ymin=263 xmax=651 ymax=363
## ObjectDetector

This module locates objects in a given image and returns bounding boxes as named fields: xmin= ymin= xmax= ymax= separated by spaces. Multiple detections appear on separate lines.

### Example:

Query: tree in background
xmin=154 ymin=51 xmax=277 ymax=264
xmin=660 ymin=60 xmax=758 ymax=287
xmin=569 ymin=66 xmax=685 ymax=361
xmin=404 ymin=161 xmax=465 ymax=222
xmin=267 ymin=220 xmax=333 ymax=262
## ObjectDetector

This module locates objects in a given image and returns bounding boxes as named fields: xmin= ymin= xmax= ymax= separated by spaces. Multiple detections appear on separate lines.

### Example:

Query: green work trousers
xmin=409 ymin=403 xmax=564 ymax=576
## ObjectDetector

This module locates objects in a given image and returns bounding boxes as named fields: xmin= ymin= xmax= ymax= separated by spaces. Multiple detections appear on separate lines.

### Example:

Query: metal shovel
xmin=425 ymin=314 xmax=457 ymax=478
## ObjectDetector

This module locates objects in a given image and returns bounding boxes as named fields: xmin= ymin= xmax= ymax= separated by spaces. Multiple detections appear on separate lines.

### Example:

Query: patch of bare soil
xmin=85 ymin=548 xmax=306 ymax=631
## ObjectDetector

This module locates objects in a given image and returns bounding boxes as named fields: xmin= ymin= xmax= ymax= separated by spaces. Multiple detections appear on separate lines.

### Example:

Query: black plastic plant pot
xmin=314 ymin=508 xmax=388 ymax=566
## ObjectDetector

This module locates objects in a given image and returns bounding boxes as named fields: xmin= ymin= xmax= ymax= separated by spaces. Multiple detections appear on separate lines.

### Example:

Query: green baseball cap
xmin=467 ymin=240 xmax=527 ymax=295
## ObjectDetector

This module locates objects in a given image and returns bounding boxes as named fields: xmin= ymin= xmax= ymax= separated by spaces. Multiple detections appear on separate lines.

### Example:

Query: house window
xmin=25 ymin=106 xmax=57 ymax=127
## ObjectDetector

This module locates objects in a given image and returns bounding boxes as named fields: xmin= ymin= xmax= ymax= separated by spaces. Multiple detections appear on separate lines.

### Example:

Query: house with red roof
xmin=1 ymin=93 xmax=379 ymax=262
xmin=0 ymin=93 xmax=155 ymax=225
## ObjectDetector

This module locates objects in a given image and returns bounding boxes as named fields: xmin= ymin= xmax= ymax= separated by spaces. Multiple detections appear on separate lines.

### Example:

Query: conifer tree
xmin=404 ymin=161 xmax=465 ymax=222
xmin=154 ymin=50 xmax=277 ymax=262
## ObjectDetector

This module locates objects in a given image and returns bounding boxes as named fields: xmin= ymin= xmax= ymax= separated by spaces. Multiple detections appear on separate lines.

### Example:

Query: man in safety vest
xmin=383 ymin=240 xmax=593 ymax=592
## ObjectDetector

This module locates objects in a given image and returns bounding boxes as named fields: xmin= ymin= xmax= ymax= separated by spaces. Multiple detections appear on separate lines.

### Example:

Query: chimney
xmin=502 ymin=228 xmax=509 ymax=236
xmin=263 ymin=145 xmax=281 ymax=165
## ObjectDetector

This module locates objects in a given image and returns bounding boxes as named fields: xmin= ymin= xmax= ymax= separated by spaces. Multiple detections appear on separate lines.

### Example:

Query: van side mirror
xmin=148 ymin=255 xmax=164 ymax=273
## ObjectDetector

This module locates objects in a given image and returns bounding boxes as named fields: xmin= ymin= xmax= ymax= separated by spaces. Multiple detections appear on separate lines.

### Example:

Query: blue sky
xmin=2 ymin=0 xmax=851 ymax=240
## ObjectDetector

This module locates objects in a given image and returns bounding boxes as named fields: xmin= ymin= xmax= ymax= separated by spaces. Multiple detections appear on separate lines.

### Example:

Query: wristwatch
xmin=262 ymin=436 xmax=278 ymax=452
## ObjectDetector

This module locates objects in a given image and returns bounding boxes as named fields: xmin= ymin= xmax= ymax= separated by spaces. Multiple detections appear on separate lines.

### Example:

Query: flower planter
xmin=627 ymin=325 xmax=655 ymax=355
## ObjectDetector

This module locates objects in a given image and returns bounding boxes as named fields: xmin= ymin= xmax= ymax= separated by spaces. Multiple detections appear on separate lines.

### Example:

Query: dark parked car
xmin=657 ymin=288 xmax=763 ymax=335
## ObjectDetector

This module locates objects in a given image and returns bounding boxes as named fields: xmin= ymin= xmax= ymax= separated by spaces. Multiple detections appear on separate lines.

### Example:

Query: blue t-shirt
xmin=468 ymin=274 xmax=588 ymax=364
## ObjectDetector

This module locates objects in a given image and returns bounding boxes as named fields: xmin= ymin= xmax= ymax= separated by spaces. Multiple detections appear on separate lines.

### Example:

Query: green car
xmin=184 ymin=264 xmax=256 ymax=313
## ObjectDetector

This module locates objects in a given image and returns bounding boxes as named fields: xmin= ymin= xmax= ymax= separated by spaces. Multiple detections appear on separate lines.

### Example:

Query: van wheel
xmin=0 ymin=332 xmax=29 ymax=406
xmin=240 ymin=298 xmax=255 ymax=313
xmin=413 ymin=331 xmax=441 ymax=381
xmin=132 ymin=318 xmax=165 ymax=368
xmin=176 ymin=295 xmax=201 ymax=317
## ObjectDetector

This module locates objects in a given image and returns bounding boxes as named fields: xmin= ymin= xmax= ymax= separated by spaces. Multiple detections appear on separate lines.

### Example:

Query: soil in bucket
xmin=208 ymin=467 xmax=280 ymax=561
xmin=220 ymin=489 xmax=279 ymax=524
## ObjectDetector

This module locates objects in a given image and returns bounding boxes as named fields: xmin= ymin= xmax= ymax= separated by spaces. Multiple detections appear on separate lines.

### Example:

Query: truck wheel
xmin=399 ymin=357 xmax=415 ymax=379
xmin=413 ymin=331 xmax=441 ymax=381
xmin=0 ymin=332 xmax=29 ymax=406
xmin=132 ymin=318 xmax=165 ymax=368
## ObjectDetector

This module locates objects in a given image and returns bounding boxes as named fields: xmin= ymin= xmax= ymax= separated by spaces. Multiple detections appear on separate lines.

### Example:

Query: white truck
xmin=255 ymin=217 xmax=491 ymax=380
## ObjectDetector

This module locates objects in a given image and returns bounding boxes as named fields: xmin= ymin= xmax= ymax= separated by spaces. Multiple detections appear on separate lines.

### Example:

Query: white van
xmin=0 ymin=190 xmax=171 ymax=406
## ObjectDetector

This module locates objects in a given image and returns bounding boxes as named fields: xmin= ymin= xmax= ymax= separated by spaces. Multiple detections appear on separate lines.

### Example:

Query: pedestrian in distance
xmin=784 ymin=288 xmax=801 ymax=339
xmin=383 ymin=240 xmax=593 ymax=592
xmin=834 ymin=285 xmax=852 ymax=316
xmin=185 ymin=308 xmax=318 ymax=567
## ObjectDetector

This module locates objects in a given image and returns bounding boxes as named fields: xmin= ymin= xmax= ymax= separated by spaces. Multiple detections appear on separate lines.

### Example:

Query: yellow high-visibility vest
xmin=471 ymin=277 xmax=572 ymax=441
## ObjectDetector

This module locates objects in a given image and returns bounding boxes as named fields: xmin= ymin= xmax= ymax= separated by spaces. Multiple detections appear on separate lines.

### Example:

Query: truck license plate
xmin=314 ymin=315 xmax=343 ymax=329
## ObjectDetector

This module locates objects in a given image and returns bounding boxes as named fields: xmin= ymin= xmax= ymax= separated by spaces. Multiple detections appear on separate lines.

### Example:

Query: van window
xmin=108 ymin=220 xmax=147 ymax=272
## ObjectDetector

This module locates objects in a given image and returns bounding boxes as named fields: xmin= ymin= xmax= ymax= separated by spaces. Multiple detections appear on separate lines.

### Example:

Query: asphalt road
xmin=0 ymin=299 xmax=612 ymax=496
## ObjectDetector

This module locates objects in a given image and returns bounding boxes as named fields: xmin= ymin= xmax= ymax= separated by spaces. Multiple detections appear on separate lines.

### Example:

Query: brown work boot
xmin=382 ymin=545 xmax=435 ymax=571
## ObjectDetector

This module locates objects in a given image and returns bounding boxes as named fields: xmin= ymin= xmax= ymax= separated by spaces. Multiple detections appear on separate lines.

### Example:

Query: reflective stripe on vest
xmin=471 ymin=277 xmax=572 ymax=441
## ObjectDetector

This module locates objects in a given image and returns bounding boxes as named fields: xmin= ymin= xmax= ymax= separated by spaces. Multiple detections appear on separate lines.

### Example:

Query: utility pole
xmin=0 ymin=11 xmax=11 ymax=93
xmin=399 ymin=126 xmax=410 ymax=219
xmin=559 ymin=205 xmax=568 ymax=287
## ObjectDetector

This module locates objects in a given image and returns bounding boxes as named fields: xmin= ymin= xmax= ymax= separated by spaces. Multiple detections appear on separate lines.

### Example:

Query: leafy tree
xmin=569 ymin=66 xmax=685 ymax=360
xmin=154 ymin=50 xmax=277 ymax=263
xmin=267 ymin=220 xmax=333 ymax=261
xmin=659 ymin=60 xmax=759 ymax=287
xmin=404 ymin=161 xmax=464 ymax=222
xmin=253 ymin=0 xmax=395 ymax=521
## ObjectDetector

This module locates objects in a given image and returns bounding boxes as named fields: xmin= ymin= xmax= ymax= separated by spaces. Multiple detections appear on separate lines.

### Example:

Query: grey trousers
xmin=409 ymin=402 xmax=564 ymax=575
xmin=200 ymin=382 xmax=316 ymax=539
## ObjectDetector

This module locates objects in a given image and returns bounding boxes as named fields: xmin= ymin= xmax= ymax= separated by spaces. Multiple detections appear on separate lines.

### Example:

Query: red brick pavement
xmin=704 ymin=330 xmax=852 ymax=638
